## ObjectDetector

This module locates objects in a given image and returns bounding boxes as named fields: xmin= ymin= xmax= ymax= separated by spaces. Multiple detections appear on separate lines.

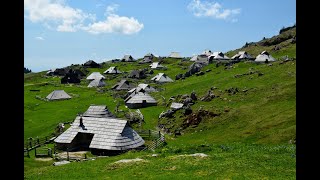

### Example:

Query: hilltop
xmin=225 ymin=24 xmax=296 ymax=59
xmin=24 ymin=25 xmax=296 ymax=179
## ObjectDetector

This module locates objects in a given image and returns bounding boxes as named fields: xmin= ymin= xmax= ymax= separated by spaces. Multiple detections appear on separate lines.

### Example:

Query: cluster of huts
xmin=43 ymin=49 xmax=278 ymax=156
xmin=190 ymin=50 xmax=276 ymax=64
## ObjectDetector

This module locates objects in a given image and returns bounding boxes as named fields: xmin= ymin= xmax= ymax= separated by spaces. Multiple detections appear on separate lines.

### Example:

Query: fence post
xmin=158 ymin=131 xmax=161 ymax=138
xmin=67 ymin=148 xmax=69 ymax=161
xmin=29 ymin=141 xmax=32 ymax=148
xmin=37 ymin=138 xmax=40 ymax=145
xmin=85 ymin=154 xmax=87 ymax=159
xmin=34 ymin=147 xmax=37 ymax=157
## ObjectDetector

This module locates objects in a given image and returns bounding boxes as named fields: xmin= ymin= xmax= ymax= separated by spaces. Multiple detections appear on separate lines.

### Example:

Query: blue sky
xmin=24 ymin=0 xmax=296 ymax=72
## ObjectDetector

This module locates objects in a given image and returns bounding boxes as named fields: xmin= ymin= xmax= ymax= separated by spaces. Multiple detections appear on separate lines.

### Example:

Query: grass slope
xmin=24 ymin=27 xmax=296 ymax=178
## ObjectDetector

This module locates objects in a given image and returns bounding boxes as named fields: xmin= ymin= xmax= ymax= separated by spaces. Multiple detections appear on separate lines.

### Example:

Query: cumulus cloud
xmin=35 ymin=36 xmax=44 ymax=40
xmin=105 ymin=4 xmax=119 ymax=15
xmin=84 ymin=14 xmax=144 ymax=35
xmin=24 ymin=0 xmax=143 ymax=34
xmin=187 ymin=0 xmax=240 ymax=21
xmin=24 ymin=0 xmax=95 ymax=32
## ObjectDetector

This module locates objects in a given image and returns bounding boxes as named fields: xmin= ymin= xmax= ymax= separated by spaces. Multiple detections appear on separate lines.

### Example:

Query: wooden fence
xmin=24 ymin=133 xmax=58 ymax=158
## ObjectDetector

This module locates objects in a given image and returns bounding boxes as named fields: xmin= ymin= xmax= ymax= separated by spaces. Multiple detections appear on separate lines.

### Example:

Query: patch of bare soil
xmin=35 ymin=157 xmax=53 ymax=161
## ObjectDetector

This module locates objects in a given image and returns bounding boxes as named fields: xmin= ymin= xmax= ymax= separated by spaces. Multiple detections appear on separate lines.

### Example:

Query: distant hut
xmin=46 ymin=90 xmax=71 ymax=101
xmin=128 ymin=83 xmax=157 ymax=94
xmin=201 ymin=49 xmax=213 ymax=56
xmin=139 ymin=54 xmax=154 ymax=64
xmin=208 ymin=52 xmax=230 ymax=61
xmin=112 ymin=79 xmax=135 ymax=90
xmin=168 ymin=52 xmax=182 ymax=59
xmin=61 ymin=69 xmax=81 ymax=84
xmin=150 ymin=62 xmax=165 ymax=69
xmin=87 ymin=78 xmax=106 ymax=87
xmin=255 ymin=51 xmax=276 ymax=62
xmin=82 ymin=105 xmax=115 ymax=118
xmin=121 ymin=55 xmax=136 ymax=62
xmin=47 ymin=68 xmax=68 ymax=76
xmin=83 ymin=60 xmax=101 ymax=68
xmin=125 ymin=92 xmax=157 ymax=109
xmin=128 ymin=70 xmax=146 ymax=79
xmin=54 ymin=115 xmax=145 ymax=155
xmin=231 ymin=51 xmax=254 ymax=60
xmin=190 ymin=54 xmax=209 ymax=63
xmin=104 ymin=66 xmax=122 ymax=74
xmin=86 ymin=72 xmax=105 ymax=81
xmin=151 ymin=73 xmax=173 ymax=83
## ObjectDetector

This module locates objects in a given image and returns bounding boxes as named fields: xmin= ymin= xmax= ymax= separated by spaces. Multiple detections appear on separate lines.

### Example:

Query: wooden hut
xmin=125 ymin=92 xmax=157 ymax=109
xmin=54 ymin=115 xmax=145 ymax=155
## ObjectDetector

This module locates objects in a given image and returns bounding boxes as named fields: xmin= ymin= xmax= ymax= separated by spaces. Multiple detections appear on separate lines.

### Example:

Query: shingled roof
xmin=104 ymin=66 xmax=122 ymax=74
xmin=82 ymin=105 xmax=115 ymax=118
xmin=255 ymin=50 xmax=276 ymax=62
xmin=125 ymin=92 xmax=157 ymax=109
xmin=86 ymin=72 xmax=105 ymax=80
xmin=46 ymin=90 xmax=71 ymax=100
xmin=150 ymin=62 xmax=164 ymax=69
xmin=54 ymin=116 xmax=145 ymax=150
xmin=231 ymin=51 xmax=254 ymax=60
xmin=151 ymin=73 xmax=173 ymax=83
xmin=112 ymin=79 xmax=135 ymax=90
xmin=87 ymin=78 xmax=106 ymax=87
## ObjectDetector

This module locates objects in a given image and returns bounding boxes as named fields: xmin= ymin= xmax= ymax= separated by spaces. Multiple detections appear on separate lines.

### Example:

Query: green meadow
xmin=24 ymin=27 xmax=296 ymax=179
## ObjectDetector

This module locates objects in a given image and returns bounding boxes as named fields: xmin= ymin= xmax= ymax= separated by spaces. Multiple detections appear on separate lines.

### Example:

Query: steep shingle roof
xmin=46 ymin=90 xmax=71 ymax=100
xmin=86 ymin=72 xmax=105 ymax=80
xmin=54 ymin=116 xmax=145 ymax=150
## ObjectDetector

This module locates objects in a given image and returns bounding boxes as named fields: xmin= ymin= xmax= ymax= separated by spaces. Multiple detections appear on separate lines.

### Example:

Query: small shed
xmin=112 ymin=79 xmax=135 ymax=90
xmin=83 ymin=60 xmax=101 ymax=68
xmin=121 ymin=55 xmax=136 ymax=62
xmin=86 ymin=72 xmax=105 ymax=80
xmin=150 ymin=62 xmax=165 ymax=69
xmin=231 ymin=51 xmax=254 ymax=60
xmin=104 ymin=66 xmax=122 ymax=74
xmin=46 ymin=90 xmax=71 ymax=101
xmin=151 ymin=73 xmax=173 ymax=83
xmin=125 ymin=92 xmax=157 ymax=109
xmin=128 ymin=84 xmax=157 ymax=94
xmin=128 ymin=70 xmax=146 ymax=79
xmin=208 ymin=52 xmax=230 ymax=61
xmin=87 ymin=78 xmax=106 ymax=87
xmin=255 ymin=51 xmax=276 ymax=62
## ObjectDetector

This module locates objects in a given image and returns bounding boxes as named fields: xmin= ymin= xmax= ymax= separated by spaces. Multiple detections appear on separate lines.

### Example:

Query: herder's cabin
xmin=112 ymin=79 xmax=135 ymax=91
xmin=125 ymin=92 xmax=157 ymax=109
xmin=54 ymin=115 xmax=145 ymax=155
xmin=255 ymin=51 xmax=276 ymax=62
xmin=151 ymin=73 xmax=173 ymax=83
xmin=46 ymin=90 xmax=71 ymax=101
xmin=104 ymin=66 xmax=122 ymax=74
xmin=86 ymin=72 xmax=105 ymax=81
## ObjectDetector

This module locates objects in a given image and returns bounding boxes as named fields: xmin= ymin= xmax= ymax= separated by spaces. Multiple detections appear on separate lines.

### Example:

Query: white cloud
xmin=24 ymin=1 xmax=143 ymax=35
xmin=35 ymin=36 xmax=44 ymax=40
xmin=187 ymin=0 xmax=240 ymax=21
xmin=105 ymin=4 xmax=119 ymax=15
xmin=84 ymin=14 xmax=144 ymax=35
xmin=24 ymin=0 xmax=95 ymax=32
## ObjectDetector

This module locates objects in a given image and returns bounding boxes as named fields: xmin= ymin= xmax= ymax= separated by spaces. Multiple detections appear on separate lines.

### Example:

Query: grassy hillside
xmin=24 ymin=26 xmax=296 ymax=179
xmin=225 ymin=26 xmax=296 ymax=59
